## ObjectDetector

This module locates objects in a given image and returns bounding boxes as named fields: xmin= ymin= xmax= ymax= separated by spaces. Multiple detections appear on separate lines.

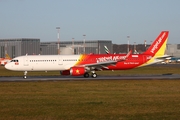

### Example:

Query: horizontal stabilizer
xmin=155 ymin=55 xmax=172 ymax=59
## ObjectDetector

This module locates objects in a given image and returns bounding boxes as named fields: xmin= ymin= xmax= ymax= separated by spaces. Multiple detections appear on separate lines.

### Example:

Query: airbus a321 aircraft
xmin=5 ymin=31 xmax=169 ymax=79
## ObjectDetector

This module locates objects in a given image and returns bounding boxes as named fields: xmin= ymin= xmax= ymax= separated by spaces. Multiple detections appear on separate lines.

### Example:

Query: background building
xmin=1 ymin=38 xmax=180 ymax=58
xmin=113 ymin=44 xmax=180 ymax=57
xmin=0 ymin=38 xmax=40 ymax=58
xmin=113 ymin=44 xmax=150 ymax=54
xmin=166 ymin=44 xmax=180 ymax=57
xmin=0 ymin=39 xmax=112 ymax=58
xmin=40 ymin=40 xmax=112 ymax=55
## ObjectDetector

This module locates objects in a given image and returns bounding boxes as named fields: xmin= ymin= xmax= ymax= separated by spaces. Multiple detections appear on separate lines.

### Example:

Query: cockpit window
xmin=11 ymin=60 xmax=19 ymax=62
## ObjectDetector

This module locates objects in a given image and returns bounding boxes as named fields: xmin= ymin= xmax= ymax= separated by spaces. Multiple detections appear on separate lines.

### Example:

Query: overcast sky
xmin=0 ymin=0 xmax=180 ymax=44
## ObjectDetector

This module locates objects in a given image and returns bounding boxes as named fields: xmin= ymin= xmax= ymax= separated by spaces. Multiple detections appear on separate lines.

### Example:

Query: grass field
xmin=0 ymin=65 xmax=180 ymax=119
xmin=0 ymin=80 xmax=180 ymax=120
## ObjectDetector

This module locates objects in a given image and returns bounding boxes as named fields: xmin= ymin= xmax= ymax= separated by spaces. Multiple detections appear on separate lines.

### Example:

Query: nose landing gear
xmin=23 ymin=71 xmax=27 ymax=79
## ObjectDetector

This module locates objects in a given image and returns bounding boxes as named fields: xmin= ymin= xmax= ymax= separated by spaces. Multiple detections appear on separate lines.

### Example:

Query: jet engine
xmin=70 ymin=67 xmax=86 ymax=76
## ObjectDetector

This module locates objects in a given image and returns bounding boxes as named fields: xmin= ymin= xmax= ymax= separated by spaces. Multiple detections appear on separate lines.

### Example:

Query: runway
xmin=0 ymin=73 xmax=180 ymax=82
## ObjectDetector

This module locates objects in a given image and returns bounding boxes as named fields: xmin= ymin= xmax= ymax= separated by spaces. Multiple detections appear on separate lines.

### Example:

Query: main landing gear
xmin=91 ymin=72 xmax=97 ymax=78
xmin=83 ymin=71 xmax=97 ymax=78
xmin=84 ymin=72 xmax=89 ymax=78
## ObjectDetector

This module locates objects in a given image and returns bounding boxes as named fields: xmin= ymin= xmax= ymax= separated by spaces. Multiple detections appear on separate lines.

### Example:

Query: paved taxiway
xmin=0 ymin=74 xmax=180 ymax=82
xmin=0 ymin=64 xmax=180 ymax=82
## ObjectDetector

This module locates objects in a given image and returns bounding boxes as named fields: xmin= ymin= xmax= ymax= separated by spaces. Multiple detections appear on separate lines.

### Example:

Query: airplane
xmin=5 ymin=31 xmax=169 ymax=79
xmin=0 ymin=53 xmax=11 ymax=66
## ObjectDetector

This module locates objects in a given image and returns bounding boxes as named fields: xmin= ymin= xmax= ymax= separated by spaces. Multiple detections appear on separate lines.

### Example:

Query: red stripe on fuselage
xmin=75 ymin=54 xmax=150 ymax=70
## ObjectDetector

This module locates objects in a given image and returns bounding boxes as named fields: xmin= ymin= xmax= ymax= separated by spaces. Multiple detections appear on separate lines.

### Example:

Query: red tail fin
xmin=143 ymin=31 xmax=169 ymax=56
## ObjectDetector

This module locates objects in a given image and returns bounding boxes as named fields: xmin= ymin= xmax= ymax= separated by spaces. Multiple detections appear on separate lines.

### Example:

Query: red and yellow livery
xmin=5 ymin=31 xmax=169 ymax=78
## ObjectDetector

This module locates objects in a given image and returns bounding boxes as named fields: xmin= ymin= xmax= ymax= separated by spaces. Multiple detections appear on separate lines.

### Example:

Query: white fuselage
xmin=5 ymin=55 xmax=81 ymax=71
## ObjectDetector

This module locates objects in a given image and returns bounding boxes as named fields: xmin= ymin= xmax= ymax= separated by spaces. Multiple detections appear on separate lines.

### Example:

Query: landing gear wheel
xmin=92 ymin=73 xmax=97 ymax=78
xmin=84 ymin=72 xmax=89 ymax=78
xmin=23 ymin=71 xmax=27 ymax=79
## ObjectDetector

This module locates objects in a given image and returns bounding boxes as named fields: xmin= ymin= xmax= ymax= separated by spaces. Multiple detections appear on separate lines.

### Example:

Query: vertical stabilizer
xmin=143 ymin=31 xmax=169 ymax=57
xmin=104 ymin=45 xmax=110 ymax=54
xmin=5 ymin=53 xmax=11 ymax=59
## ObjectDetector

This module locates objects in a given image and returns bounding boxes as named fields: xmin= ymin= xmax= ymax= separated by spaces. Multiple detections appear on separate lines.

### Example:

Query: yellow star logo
xmin=76 ymin=69 xmax=80 ymax=74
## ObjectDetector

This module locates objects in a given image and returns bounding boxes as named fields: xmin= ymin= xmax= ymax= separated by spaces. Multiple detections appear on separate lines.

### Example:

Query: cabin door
xmin=23 ymin=56 xmax=29 ymax=66
xmin=58 ymin=56 xmax=63 ymax=65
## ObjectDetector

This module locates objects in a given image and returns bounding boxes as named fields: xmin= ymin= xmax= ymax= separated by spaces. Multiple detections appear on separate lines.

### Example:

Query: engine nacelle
xmin=60 ymin=70 xmax=70 ymax=75
xmin=70 ymin=67 xmax=86 ymax=76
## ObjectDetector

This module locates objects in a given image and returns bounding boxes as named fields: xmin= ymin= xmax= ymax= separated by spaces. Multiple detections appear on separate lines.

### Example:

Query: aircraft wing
xmin=84 ymin=60 xmax=117 ymax=70
xmin=76 ymin=50 xmax=132 ymax=70
xmin=75 ymin=60 xmax=118 ymax=71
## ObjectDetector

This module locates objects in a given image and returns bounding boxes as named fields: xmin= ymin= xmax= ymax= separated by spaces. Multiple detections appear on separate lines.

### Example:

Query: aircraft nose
xmin=5 ymin=63 xmax=11 ymax=70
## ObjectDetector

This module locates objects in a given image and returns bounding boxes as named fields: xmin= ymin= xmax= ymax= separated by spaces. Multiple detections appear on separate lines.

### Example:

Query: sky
xmin=0 ymin=0 xmax=180 ymax=44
